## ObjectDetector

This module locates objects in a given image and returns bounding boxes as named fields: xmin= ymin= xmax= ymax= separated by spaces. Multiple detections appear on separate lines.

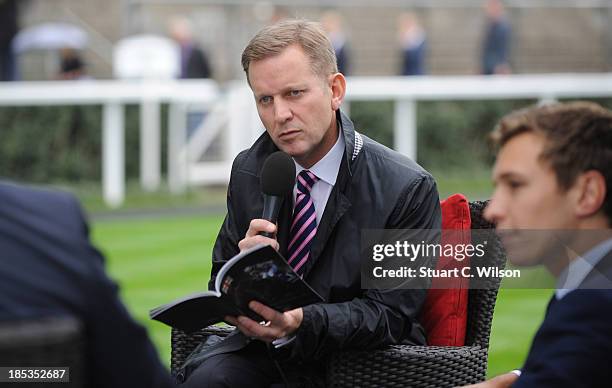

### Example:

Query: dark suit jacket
xmin=514 ymin=250 xmax=612 ymax=387
xmin=335 ymin=44 xmax=350 ymax=75
xmin=481 ymin=18 xmax=511 ymax=75
xmin=401 ymin=39 xmax=427 ymax=76
xmin=0 ymin=181 xmax=174 ymax=388
xmin=182 ymin=45 xmax=211 ymax=79
xmin=210 ymin=110 xmax=441 ymax=363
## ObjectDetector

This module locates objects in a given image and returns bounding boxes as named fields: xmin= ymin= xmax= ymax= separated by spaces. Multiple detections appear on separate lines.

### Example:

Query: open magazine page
xmin=150 ymin=244 xmax=323 ymax=332
xmin=219 ymin=244 xmax=324 ymax=321
xmin=214 ymin=244 xmax=265 ymax=293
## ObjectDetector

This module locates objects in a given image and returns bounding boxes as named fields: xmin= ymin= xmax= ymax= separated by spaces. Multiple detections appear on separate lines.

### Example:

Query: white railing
xmin=1 ymin=73 xmax=611 ymax=207
xmin=0 ymin=79 xmax=220 ymax=207
xmin=345 ymin=73 xmax=612 ymax=159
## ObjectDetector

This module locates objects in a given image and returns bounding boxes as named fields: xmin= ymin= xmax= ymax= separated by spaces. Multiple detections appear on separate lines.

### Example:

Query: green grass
xmin=487 ymin=288 xmax=552 ymax=377
xmin=91 ymin=215 xmax=223 ymax=364
xmin=432 ymin=167 xmax=493 ymax=201
xmin=91 ymin=213 xmax=554 ymax=377
xmin=54 ymin=180 xmax=228 ymax=213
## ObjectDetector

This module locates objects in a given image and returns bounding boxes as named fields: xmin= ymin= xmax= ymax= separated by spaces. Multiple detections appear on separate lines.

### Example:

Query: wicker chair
xmin=171 ymin=201 xmax=506 ymax=387
xmin=0 ymin=316 xmax=85 ymax=387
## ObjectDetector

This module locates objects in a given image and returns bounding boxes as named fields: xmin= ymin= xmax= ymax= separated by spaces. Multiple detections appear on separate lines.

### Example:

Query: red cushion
xmin=418 ymin=193 xmax=471 ymax=346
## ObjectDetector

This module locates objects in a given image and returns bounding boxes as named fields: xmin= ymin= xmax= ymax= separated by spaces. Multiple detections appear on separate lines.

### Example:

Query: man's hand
xmin=225 ymin=301 xmax=303 ymax=343
xmin=238 ymin=219 xmax=279 ymax=252
xmin=459 ymin=372 xmax=519 ymax=388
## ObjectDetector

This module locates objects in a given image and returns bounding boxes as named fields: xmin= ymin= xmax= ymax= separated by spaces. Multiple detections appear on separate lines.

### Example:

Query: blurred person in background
xmin=0 ymin=181 xmax=175 ymax=387
xmin=169 ymin=16 xmax=212 ymax=139
xmin=481 ymin=0 xmax=511 ymax=75
xmin=398 ymin=12 xmax=427 ymax=76
xmin=0 ymin=0 xmax=18 ymax=81
xmin=464 ymin=102 xmax=612 ymax=387
xmin=58 ymin=48 xmax=89 ymax=80
xmin=268 ymin=5 xmax=290 ymax=25
xmin=169 ymin=16 xmax=212 ymax=79
xmin=321 ymin=10 xmax=350 ymax=75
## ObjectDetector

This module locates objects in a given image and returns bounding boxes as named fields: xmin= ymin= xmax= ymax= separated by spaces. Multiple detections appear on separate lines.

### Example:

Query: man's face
xmin=484 ymin=132 xmax=578 ymax=266
xmin=248 ymin=45 xmax=339 ymax=168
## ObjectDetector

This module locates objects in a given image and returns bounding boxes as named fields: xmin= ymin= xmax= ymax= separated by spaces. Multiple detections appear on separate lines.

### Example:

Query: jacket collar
xmin=337 ymin=109 xmax=363 ymax=177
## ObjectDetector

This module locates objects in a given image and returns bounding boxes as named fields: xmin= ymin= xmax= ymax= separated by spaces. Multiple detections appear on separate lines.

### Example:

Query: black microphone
xmin=259 ymin=151 xmax=296 ymax=238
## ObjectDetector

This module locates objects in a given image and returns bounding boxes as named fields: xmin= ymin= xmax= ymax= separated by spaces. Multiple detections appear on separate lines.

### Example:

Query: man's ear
xmin=574 ymin=170 xmax=607 ymax=218
xmin=328 ymin=73 xmax=346 ymax=111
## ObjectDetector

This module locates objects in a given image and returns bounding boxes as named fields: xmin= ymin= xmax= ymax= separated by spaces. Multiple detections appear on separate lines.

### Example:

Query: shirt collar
xmin=556 ymin=238 xmax=612 ymax=300
xmin=294 ymin=130 xmax=345 ymax=186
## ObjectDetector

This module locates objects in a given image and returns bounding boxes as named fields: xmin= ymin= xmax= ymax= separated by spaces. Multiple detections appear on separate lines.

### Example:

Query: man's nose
xmin=484 ymin=194 xmax=504 ymax=225
xmin=274 ymin=99 xmax=293 ymax=124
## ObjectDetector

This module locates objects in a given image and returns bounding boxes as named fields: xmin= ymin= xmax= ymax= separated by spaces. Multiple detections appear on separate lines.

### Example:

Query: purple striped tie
xmin=287 ymin=170 xmax=319 ymax=275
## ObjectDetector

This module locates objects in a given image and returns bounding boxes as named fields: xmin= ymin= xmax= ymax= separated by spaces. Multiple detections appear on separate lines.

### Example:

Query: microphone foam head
xmin=260 ymin=151 xmax=296 ymax=196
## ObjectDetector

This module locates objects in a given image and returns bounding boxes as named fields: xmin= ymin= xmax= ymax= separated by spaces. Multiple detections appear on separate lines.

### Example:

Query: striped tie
xmin=287 ymin=170 xmax=319 ymax=275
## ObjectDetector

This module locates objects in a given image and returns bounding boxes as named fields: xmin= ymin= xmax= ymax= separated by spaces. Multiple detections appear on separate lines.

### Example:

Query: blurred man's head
xmin=241 ymin=20 xmax=345 ymax=168
xmin=320 ymin=10 xmax=343 ymax=36
xmin=168 ymin=16 xmax=194 ymax=45
xmin=485 ymin=102 xmax=612 ymax=269
xmin=485 ymin=0 xmax=505 ymax=20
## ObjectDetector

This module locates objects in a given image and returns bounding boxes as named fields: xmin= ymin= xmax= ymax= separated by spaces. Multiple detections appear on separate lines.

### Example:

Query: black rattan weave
xmin=171 ymin=201 xmax=506 ymax=387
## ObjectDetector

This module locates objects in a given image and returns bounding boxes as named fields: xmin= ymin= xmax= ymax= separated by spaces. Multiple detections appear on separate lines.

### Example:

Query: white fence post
xmin=394 ymin=99 xmax=417 ymax=161
xmin=140 ymin=97 xmax=161 ymax=191
xmin=102 ymin=102 xmax=125 ymax=208
xmin=168 ymin=102 xmax=188 ymax=194
xmin=227 ymin=82 xmax=260 ymax=160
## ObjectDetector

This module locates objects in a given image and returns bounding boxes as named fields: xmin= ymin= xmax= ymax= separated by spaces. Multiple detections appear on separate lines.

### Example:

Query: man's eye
xmin=260 ymin=96 xmax=272 ymax=104
xmin=508 ymin=181 xmax=523 ymax=190
xmin=289 ymin=90 xmax=303 ymax=97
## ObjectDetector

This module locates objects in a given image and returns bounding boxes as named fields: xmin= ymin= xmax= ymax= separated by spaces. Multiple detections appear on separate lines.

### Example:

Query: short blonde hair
xmin=241 ymin=19 xmax=338 ymax=83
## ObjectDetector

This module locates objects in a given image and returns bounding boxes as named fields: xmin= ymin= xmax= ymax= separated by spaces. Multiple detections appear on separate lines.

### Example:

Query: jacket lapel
xmin=304 ymin=192 xmax=351 ymax=277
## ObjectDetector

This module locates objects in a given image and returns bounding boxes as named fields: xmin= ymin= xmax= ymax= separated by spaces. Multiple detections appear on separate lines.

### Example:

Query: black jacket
xmin=209 ymin=110 xmax=441 ymax=361
xmin=0 ymin=182 xmax=174 ymax=388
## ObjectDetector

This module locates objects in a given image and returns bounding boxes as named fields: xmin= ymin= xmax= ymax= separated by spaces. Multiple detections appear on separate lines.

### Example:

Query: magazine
xmin=150 ymin=244 xmax=324 ymax=333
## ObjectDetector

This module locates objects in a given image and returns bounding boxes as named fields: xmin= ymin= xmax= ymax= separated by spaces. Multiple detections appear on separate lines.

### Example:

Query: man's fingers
xmin=245 ymin=219 xmax=277 ymax=237
xmin=238 ymin=219 xmax=280 ymax=252
xmin=224 ymin=316 xmax=238 ymax=326
xmin=249 ymin=301 xmax=282 ymax=323
xmin=238 ymin=235 xmax=279 ymax=252
xmin=237 ymin=316 xmax=278 ymax=342
xmin=227 ymin=315 xmax=259 ymax=338
xmin=457 ymin=372 xmax=519 ymax=388
xmin=228 ymin=303 xmax=290 ymax=343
